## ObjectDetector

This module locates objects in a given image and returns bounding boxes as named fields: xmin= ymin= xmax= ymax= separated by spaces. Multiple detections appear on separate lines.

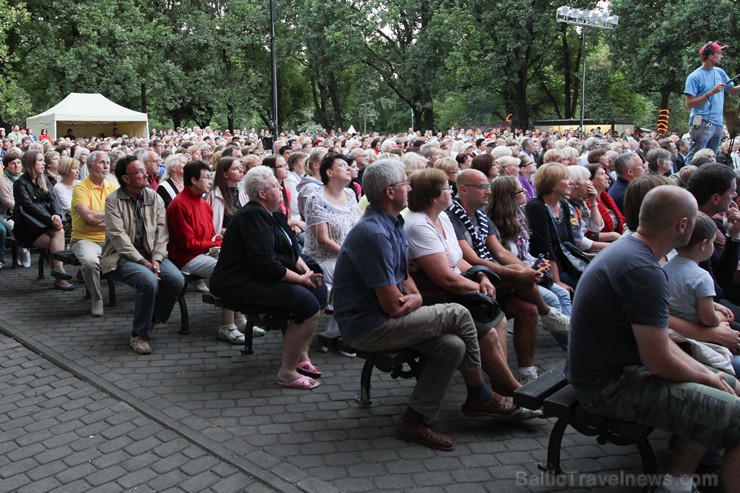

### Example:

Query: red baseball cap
xmin=699 ymin=41 xmax=728 ymax=60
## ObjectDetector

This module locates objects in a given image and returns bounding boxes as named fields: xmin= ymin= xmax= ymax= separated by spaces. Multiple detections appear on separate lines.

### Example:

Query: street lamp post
xmin=270 ymin=0 xmax=279 ymax=139
xmin=556 ymin=6 xmax=618 ymax=139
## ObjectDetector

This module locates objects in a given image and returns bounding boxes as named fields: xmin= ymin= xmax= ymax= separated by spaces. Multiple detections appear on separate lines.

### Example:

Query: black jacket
xmin=12 ymin=174 xmax=61 ymax=244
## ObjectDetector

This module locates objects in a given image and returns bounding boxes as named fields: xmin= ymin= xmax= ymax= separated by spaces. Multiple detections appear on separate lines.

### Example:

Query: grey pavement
xmin=0 ymin=263 xmax=682 ymax=492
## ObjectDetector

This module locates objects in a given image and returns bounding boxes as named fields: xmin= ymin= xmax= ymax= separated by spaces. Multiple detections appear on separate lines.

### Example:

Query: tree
xmin=0 ymin=0 xmax=30 ymax=128
xmin=607 ymin=0 xmax=739 ymax=131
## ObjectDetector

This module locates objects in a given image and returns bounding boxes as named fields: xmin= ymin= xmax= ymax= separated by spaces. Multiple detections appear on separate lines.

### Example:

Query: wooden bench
xmin=513 ymin=362 xmax=657 ymax=475
xmin=353 ymin=348 xmax=426 ymax=407
xmin=201 ymin=293 xmax=288 ymax=354
xmin=51 ymin=250 xmax=117 ymax=306
xmin=51 ymin=249 xmax=189 ymax=334
xmin=6 ymin=237 xmax=46 ymax=280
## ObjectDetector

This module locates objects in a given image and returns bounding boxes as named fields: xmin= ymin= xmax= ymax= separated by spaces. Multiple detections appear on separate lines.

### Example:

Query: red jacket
xmin=166 ymin=188 xmax=222 ymax=268
xmin=598 ymin=190 xmax=624 ymax=234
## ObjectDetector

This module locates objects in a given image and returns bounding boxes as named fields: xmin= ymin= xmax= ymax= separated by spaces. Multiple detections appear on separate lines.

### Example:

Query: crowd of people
xmin=2 ymin=114 xmax=740 ymax=490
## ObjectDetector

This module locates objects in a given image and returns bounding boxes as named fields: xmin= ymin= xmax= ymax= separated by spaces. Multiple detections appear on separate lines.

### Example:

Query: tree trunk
xmin=227 ymin=102 xmax=235 ymax=133
xmin=570 ymin=40 xmax=583 ymax=120
xmin=140 ymin=83 xmax=147 ymax=113
xmin=561 ymin=25 xmax=573 ymax=119
xmin=329 ymin=73 xmax=343 ymax=130
xmin=513 ymin=66 xmax=529 ymax=130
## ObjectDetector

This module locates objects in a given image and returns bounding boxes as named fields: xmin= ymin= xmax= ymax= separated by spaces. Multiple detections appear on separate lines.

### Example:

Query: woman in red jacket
xmin=586 ymin=163 xmax=624 ymax=241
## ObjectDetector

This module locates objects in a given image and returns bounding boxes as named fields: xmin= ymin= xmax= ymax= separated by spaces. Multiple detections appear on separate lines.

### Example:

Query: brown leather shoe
xmin=462 ymin=393 xmax=518 ymax=419
xmin=396 ymin=420 xmax=455 ymax=451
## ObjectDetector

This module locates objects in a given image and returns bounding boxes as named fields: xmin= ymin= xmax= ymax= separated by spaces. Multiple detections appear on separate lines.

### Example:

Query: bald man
xmin=568 ymin=186 xmax=740 ymax=493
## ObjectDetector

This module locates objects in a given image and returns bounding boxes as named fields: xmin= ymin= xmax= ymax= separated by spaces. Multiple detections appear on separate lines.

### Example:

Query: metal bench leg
xmin=37 ymin=250 xmax=46 ymax=279
xmin=539 ymin=417 xmax=569 ymax=474
xmin=10 ymin=245 xmax=18 ymax=268
xmin=241 ymin=315 xmax=256 ymax=355
xmin=107 ymin=277 xmax=117 ymax=306
xmin=178 ymin=291 xmax=190 ymax=335
xmin=357 ymin=357 xmax=376 ymax=407
xmin=636 ymin=438 xmax=657 ymax=474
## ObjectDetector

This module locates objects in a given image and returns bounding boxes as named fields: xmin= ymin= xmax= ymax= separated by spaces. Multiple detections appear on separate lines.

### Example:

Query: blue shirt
xmin=684 ymin=66 xmax=735 ymax=126
xmin=333 ymin=204 xmax=408 ymax=344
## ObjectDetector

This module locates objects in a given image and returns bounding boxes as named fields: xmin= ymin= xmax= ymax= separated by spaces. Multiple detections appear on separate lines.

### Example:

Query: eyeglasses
xmin=461 ymin=183 xmax=490 ymax=191
xmin=441 ymin=185 xmax=453 ymax=191
xmin=387 ymin=181 xmax=411 ymax=189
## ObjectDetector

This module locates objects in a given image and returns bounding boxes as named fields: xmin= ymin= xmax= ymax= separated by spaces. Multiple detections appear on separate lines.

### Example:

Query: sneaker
xmin=335 ymin=338 xmax=356 ymax=358
xmin=501 ymin=397 xmax=544 ymax=420
xmin=541 ymin=308 xmax=570 ymax=334
xmin=20 ymin=248 xmax=31 ymax=268
xmin=130 ymin=336 xmax=152 ymax=355
xmin=218 ymin=325 xmax=245 ymax=344
xmin=235 ymin=321 xmax=266 ymax=337
xmin=518 ymin=366 xmax=538 ymax=384
xmin=91 ymin=300 xmax=104 ymax=317
xmin=189 ymin=278 xmax=210 ymax=293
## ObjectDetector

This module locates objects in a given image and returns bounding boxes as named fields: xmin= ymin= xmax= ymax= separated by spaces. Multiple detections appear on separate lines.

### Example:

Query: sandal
xmin=277 ymin=375 xmax=320 ymax=390
xmin=296 ymin=361 xmax=322 ymax=378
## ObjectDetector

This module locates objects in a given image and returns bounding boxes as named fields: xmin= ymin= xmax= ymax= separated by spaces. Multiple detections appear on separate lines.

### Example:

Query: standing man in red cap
xmin=684 ymin=41 xmax=740 ymax=165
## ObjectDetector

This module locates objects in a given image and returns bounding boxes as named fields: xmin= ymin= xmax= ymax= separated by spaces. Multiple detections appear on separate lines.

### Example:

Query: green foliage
xmin=3 ymin=0 xmax=734 ymax=133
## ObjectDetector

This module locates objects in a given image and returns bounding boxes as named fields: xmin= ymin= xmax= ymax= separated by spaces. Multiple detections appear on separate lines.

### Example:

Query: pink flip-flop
xmin=277 ymin=375 xmax=320 ymax=390
xmin=296 ymin=361 xmax=322 ymax=378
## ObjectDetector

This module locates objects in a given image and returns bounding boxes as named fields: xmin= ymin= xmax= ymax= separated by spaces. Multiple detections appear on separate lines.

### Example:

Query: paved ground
xmin=0 ymin=261 xmax=693 ymax=492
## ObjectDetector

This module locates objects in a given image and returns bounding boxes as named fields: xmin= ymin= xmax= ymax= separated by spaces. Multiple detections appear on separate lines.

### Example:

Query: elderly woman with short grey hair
xmin=157 ymin=153 xmax=187 ymax=208
xmin=209 ymin=166 xmax=328 ymax=390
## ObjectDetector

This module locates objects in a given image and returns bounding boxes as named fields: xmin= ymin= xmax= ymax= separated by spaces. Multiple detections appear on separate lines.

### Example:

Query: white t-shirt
xmin=404 ymin=211 xmax=463 ymax=272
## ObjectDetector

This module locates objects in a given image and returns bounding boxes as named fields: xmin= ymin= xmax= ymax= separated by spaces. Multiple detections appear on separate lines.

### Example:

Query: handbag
xmin=546 ymin=201 xmax=590 ymax=278
xmin=411 ymin=268 xmax=502 ymax=324
xmin=16 ymin=205 xmax=50 ymax=236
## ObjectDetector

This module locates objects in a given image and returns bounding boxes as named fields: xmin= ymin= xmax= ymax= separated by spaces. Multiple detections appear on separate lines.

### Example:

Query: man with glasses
xmin=446 ymin=169 xmax=570 ymax=382
xmin=101 ymin=156 xmax=185 ymax=355
xmin=71 ymin=151 xmax=118 ymax=317
xmin=141 ymin=151 xmax=162 ymax=191
xmin=334 ymin=159 xmax=515 ymax=451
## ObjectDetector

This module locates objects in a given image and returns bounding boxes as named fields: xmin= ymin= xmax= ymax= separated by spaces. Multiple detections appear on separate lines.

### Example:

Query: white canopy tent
xmin=26 ymin=93 xmax=149 ymax=140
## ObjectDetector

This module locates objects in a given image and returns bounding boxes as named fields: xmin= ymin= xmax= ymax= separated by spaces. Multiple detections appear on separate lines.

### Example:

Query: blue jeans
xmin=539 ymin=283 xmax=571 ymax=351
xmin=686 ymin=121 xmax=723 ymax=164
xmin=111 ymin=257 xmax=185 ymax=339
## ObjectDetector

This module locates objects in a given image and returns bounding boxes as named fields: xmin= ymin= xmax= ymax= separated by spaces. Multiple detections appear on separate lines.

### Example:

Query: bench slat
xmin=512 ymin=361 xmax=568 ymax=410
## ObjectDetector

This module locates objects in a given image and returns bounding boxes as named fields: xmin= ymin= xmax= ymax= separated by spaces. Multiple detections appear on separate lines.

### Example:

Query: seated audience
xmin=566 ymin=165 xmax=610 ymax=252
xmin=13 ymin=150 xmax=72 ymax=288
xmin=167 ymin=160 xmax=247 ymax=345
xmin=585 ymin=163 xmax=624 ymax=240
xmin=488 ymin=175 xmax=572 ymax=320
xmin=405 ymin=168 xmax=539 ymax=417
xmin=334 ymin=159 xmax=518 ymax=451
xmin=209 ymin=166 xmax=327 ymax=390
xmin=302 ymin=153 xmax=361 ymax=357
xmin=156 ymin=153 xmax=187 ymax=208
xmin=525 ymin=163 xmax=579 ymax=291
xmin=101 ymin=156 xmax=186 ymax=355
xmin=568 ymin=186 xmax=740 ymax=493
xmin=448 ymin=169 xmax=570 ymax=382
xmin=71 ymin=151 xmax=117 ymax=316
